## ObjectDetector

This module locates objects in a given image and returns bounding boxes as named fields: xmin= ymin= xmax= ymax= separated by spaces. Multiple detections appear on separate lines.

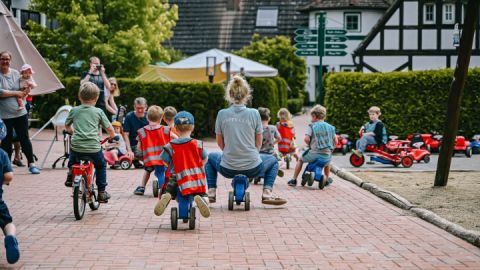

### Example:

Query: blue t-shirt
xmin=160 ymin=138 xmax=208 ymax=171
xmin=0 ymin=149 xmax=13 ymax=201
xmin=123 ymin=111 xmax=148 ymax=147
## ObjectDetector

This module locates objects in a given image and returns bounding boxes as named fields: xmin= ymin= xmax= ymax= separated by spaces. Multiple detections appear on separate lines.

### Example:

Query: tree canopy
xmin=235 ymin=34 xmax=307 ymax=98
xmin=27 ymin=0 xmax=178 ymax=77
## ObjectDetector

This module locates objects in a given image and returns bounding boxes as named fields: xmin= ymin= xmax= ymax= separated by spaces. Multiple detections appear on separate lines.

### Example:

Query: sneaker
xmin=98 ymin=191 xmax=111 ymax=203
xmin=287 ymin=179 xmax=297 ymax=186
xmin=277 ymin=169 xmax=285 ymax=177
xmin=154 ymin=193 xmax=172 ymax=216
xmin=207 ymin=188 xmax=216 ymax=203
xmin=65 ymin=172 xmax=73 ymax=187
xmin=326 ymin=177 xmax=334 ymax=186
xmin=12 ymin=159 xmax=25 ymax=167
xmin=4 ymin=235 xmax=20 ymax=264
xmin=112 ymin=161 xmax=120 ymax=169
xmin=133 ymin=160 xmax=144 ymax=169
xmin=194 ymin=195 xmax=210 ymax=218
xmin=28 ymin=166 xmax=40 ymax=174
xmin=352 ymin=149 xmax=363 ymax=157
xmin=262 ymin=189 xmax=287 ymax=205
xmin=133 ymin=186 xmax=145 ymax=195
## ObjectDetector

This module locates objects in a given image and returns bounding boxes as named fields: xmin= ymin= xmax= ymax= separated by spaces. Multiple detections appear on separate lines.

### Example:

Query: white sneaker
xmin=207 ymin=188 xmax=216 ymax=203
xmin=154 ymin=193 xmax=171 ymax=216
xmin=194 ymin=195 xmax=210 ymax=218
xmin=261 ymin=189 xmax=287 ymax=205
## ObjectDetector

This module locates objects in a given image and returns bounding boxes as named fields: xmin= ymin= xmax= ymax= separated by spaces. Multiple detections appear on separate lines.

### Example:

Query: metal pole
xmin=225 ymin=56 xmax=231 ymax=83
xmin=316 ymin=13 xmax=326 ymax=104
xmin=434 ymin=0 xmax=479 ymax=187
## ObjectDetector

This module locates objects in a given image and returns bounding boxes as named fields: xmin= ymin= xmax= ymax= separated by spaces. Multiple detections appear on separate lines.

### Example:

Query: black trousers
xmin=1 ymin=114 xmax=35 ymax=164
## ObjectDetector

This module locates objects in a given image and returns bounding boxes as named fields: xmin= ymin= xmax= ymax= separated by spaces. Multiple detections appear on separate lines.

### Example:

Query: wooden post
xmin=434 ymin=0 xmax=479 ymax=186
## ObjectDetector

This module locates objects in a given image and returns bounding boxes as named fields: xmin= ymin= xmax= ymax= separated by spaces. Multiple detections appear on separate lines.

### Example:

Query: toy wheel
xmin=253 ymin=177 xmax=260 ymax=185
xmin=319 ymin=175 xmax=325 ymax=190
xmin=301 ymin=172 xmax=308 ymax=186
xmin=152 ymin=179 xmax=159 ymax=198
xmin=426 ymin=144 xmax=431 ymax=152
xmin=423 ymin=155 xmax=431 ymax=163
xmin=393 ymin=162 xmax=400 ymax=167
xmin=189 ymin=207 xmax=196 ymax=230
xmin=401 ymin=156 xmax=413 ymax=168
xmin=120 ymin=160 xmax=131 ymax=170
xmin=465 ymin=147 xmax=472 ymax=158
xmin=171 ymin=207 xmax=178 ymax=230
xmin=349 ymin=154 xmax=365 ymax=167
xmin=183 ymin=219 xmax=188 ymax=223
xmin=342 ymin=145 xmax=348 ymax=155
xmin=52 ymin=164 xmax=56 ymax=169
xmin=228 ymin=191 xmax=234 ymax=211
xmin=307 ymin=173 xmax=314 ymax=187
xmin=285 ymin=156 xmax=290 ymax=169
xmin=245 ymin=192 xmax=250 ymax=211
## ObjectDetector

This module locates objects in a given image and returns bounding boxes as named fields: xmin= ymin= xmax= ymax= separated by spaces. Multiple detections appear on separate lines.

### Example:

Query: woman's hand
xmin=15 ymin=90 xmax=27 ymax=98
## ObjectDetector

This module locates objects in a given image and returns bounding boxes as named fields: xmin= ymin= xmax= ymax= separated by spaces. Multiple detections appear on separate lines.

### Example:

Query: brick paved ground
xmin=0 ymin=115 xmax=479 ymax=269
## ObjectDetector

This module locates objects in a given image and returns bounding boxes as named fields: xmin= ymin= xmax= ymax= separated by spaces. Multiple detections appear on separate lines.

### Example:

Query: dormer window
xmin=256 ymin=7 xmax=278 ymax=27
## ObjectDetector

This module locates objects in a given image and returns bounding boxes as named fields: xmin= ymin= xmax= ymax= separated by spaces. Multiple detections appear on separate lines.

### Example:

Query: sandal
xmin=12 ymin=159 xmax=25 ymax=167
xmin=133 ymin=186 xmax=145 ymax=195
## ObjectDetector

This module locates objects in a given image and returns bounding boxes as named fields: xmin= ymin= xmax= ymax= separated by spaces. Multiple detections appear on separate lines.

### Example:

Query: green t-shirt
xmin=65 ymin=104 xmax=111 ymax=153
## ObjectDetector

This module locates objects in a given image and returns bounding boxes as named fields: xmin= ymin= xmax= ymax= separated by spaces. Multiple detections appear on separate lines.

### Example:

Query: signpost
xmin=294 ymin=15 xmax=349 ymax=104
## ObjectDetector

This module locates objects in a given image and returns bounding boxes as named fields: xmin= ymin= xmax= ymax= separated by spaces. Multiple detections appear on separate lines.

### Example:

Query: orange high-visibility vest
xmin=277 ymin=121 xmax=295 ymax=153
xmin=137 ymin=125 xmax=171 ymax=167
xmin=163 ymin=139 xmax=207 ymax=196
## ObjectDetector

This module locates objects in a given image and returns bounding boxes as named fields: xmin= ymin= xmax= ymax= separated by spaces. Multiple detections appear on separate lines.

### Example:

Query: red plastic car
xmin=334 ymin=134 xmax=351 ymax=155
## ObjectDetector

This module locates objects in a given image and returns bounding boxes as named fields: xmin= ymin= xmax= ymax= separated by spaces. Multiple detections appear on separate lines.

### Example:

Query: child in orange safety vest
xmin=135 ymin=106 xmax=177 ymax=196
xmin=276 ymin=108 xmax=299 ymax=161
xmin=153 ymin=111 xmax=210 ymax=218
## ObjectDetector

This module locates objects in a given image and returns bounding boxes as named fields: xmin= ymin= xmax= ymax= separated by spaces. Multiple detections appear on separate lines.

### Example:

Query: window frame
xmin=424 ymin=3 xmax=436 ymax=24
xmin=20 ymin=9 xmax=41 ymax=29
xmin=255 ymin=7 xmax=279 ymax=28
xmin=344 ymin=12 xmax=361 ymax=32
xmin=443 ymin=3 xmax=455 ymax=24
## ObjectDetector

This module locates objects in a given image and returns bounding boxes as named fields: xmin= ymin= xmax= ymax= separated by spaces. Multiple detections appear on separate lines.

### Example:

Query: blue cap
xmin=0 ymin=119 xmax=6 ymax=141
xmin=174 ymin=111 xmax=194 ymax=125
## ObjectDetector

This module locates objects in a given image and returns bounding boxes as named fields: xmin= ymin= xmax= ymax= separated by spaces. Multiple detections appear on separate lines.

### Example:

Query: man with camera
xmin=80 ymin=56 xmax=111 ymax=113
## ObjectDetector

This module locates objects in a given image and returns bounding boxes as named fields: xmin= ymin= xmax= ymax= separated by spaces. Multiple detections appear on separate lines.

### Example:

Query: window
xmin=226 ymin=0 xmax=241 ymax=11
xmin=256 ymin=7 xmax=278 ymax=27
xmin=443 ymin=4 xmax=455 ymax=24
xmin=46 ymin=18 xmax=59 ymax=30
xmin=424 ymin=3 xmax=435 ymax=24
xmin=20 ymin=10 xmax=40 ymax=28
xmin=340 ymin=66 xmax=355 ymax=72
xmin=344 ymin=13 xmax=361 ymax=32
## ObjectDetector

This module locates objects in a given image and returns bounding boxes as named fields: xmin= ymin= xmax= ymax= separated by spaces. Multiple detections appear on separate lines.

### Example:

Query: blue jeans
xmin=68 ymin=150 xmax=107 ymax=192
xmin=356 ymin=135 xmax=377 ymax=153
xmin=205 ymin=152 xmax=278 ymax=190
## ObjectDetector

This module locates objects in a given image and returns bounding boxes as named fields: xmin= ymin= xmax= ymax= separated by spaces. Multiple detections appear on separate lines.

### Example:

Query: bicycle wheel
xmin=89 ymin=171 xmax=100 ymax=210
xmin=73 ymin=176 xmax=87 ymax=220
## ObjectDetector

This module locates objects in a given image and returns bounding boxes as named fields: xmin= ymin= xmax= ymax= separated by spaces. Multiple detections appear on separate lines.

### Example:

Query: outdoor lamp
xmin=453 ymin=23 xmax=461 ymax=48
xmin=206 ymin=56 xmax=216 ymax=83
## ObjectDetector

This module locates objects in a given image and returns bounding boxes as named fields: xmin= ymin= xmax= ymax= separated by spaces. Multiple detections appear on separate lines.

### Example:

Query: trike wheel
xmin=189 ymin=207 xmax=196 ymax=230
xmin=285 ymin=156 xmax=290 ymax=170
xmin=245 ymin=192 xmax=250 ymax=211
xmin=253 ymin=177 xmax=260 ymax=185
xmin=152 ymin=179 xmax=159 ymax=198
xmin=349 ymin=154 xmax=364 ymax=167
xmin=319 ymin=175 xmax=325 ymax=190
xmin=228 ymin=191 xmax=234 ymax=211
xmin=171 ymin=207 xmax=178 ymax=230
xmin=73 ymin=176 xmax=87 ymax=220
xmin=466 ymin=147 xmax=472 ymax=158
xmin=342 ymin=145 xmax=348 ymax=155
xmin=120 ymin=159 xmax=131 ymax=170
xmin=423 ymin=155 xmax=431 ymax=164
xmin=401 ymin=156 xmax=413 ymax=168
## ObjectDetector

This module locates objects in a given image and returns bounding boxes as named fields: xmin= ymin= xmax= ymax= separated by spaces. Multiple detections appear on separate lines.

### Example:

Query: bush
xmin=287 ymin=98 xmax=304 ymax=115
xmin=272 ymin=77 xmax=288 ymax=109
xmin=249 ymin=77 xmax=280 ymax=122
xmin=324 ymin=69 xmax=480 ymax=140
xmin=34 ymin=77 xmax=227 ymax=138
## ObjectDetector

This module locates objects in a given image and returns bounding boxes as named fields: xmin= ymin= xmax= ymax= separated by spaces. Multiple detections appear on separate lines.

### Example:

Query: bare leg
xmin=110 ymin=149 xmax=119 ymax=161
xmin=292 ymin=159 xmax=304 ymax=180
xmin=324 ymin=165 xmax=331 ymax=179
xmin=141 ymin=170 xmax=152 ymax=187
xmin=3 ymin=223 xmax=16 ymax=236
xmin=13 ymin=142 xmax=21 ymax=161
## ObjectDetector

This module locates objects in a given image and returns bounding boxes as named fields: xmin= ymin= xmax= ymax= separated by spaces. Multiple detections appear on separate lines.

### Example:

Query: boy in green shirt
xmin=64 ymin=82 xmax=116 ymax=203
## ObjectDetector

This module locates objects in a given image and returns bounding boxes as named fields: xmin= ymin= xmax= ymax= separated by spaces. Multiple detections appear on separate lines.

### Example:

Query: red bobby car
xmin=334 ymin=134 xmax=351 ymax=155
xmin=452 ymin=136 xmax=472 ymax=157
xmin=406 ymin=133 xmax=442 ymax=152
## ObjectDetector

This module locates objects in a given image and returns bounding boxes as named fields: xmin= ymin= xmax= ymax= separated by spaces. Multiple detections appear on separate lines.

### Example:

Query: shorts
xmin=145 ymin=166 xmax=154 ymax=173
xmin=300 ymin=149 xmax=331 ymax=165
xmin=0 ymin=201 xmax=13 ymax=230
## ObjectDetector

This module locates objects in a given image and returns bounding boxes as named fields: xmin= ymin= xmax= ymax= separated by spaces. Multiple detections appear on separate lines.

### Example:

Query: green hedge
xmin=324 ymin=69 xmax=480 ymax=140
xmin=250 ymin=77 xmax=280 ymax=122
xmin=287 ymin=98 xmax=304 ymax=115
xmin=34 ymin=77 xmax=227 ymax=137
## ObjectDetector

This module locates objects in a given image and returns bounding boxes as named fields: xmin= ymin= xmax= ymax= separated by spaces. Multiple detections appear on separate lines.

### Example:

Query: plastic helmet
xmin=0 ymin=119 xmax=6 ymax=141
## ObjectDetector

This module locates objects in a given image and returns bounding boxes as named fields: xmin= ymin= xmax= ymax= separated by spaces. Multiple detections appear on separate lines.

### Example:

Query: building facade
xmin=1 ymin=0 xmax=56 ymax=29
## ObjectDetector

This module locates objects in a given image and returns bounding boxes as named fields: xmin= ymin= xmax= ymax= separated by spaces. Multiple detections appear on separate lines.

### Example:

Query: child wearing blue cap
xmin=0 ymin=119 xmax=20 ymax=264
xmin=154 ymin=111 xmax=210 ymax=218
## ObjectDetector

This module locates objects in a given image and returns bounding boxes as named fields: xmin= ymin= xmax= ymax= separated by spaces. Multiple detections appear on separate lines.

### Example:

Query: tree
xmin=235 ymin=34 xmax=307 ymax=98
xmin=27 ymin=0 xmax=178 ymax=77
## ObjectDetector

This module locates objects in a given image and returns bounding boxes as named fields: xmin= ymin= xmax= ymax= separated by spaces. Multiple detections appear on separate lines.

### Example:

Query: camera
xmin=96 ymin=64 xmax=103 ymax=70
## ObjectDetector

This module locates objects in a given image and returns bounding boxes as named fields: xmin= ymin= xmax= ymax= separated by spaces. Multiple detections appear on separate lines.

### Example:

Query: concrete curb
xmin=331 ymin=164 xmax=480 ymax=247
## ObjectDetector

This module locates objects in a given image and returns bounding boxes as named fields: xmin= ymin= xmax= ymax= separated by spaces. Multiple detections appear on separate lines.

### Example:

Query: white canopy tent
xmin=168 ymin=48 xmax=278 ymax=77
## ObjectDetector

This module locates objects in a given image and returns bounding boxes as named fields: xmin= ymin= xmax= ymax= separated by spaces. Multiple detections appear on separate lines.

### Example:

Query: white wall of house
xmin=8 ymin=0 xmax=46 ymax=27
xmin=303 ymin=9 xmax=385 ymax=102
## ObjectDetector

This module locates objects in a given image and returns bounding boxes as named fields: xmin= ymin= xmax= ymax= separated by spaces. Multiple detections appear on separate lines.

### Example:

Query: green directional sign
xmin=325 ymin=36 xmax=347 ymax=42
xmin=295 ymin=28 xmax=318 ymax=36
xmin=325 ymin=43 xmax=347 ymax=49
xmin=325 ymin=50 xmax=347 ymax=56
xmin=294 ymin=35 xmax=318 ymax=43
xmin=294 ymin=50 xmax=317 ymax=57
xmin=325 ymin=29 xmax=347 ymax=35
xmin=294 ymin=43 xmax=317 ymax=50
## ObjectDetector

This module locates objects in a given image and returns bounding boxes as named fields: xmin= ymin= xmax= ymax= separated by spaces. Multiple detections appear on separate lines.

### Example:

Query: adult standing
xmin=80 ymin=56 xmax=111 ymax=114
xmin=123 ymin=97 xmax=148 ymax=168
xmin=205 ymin=75 xmax=287 ymax=205
xmin=105 ymin=77 xmax=119 ymax=119
xmin=0 ymin=51 xmax=40 ymax=174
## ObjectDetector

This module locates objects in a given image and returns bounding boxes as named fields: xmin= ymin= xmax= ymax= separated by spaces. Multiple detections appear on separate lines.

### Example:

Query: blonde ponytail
xmin=225 ymin=75 xmax=251 ymax=104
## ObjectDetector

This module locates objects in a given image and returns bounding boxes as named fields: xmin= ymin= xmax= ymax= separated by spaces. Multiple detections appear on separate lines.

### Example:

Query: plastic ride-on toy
xmin=228 ymin=175 xmax=250 ymax=211
xmin=406 ymin=133 xmax=443 ymax=152
xmin=170 ymin=191 xmax=196 ymax=230
xmin=334 ymin=134 xmax=351 ymax=155
xmin=103 ymin=149 xmax=133 ymax=170
xmin=471 ymin=135 xmax=480 ymax=154
xmin=453 ymin=136 xmax=472 ymax=157
xmin=301 ymin=158 xmax=329 ymax=189
xmin=350 ymin=143 xmax=414 ymax=168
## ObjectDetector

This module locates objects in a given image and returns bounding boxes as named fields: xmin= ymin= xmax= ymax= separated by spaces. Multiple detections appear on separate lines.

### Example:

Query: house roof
xmin=301 ymin=0 xmax=391 ymax=11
